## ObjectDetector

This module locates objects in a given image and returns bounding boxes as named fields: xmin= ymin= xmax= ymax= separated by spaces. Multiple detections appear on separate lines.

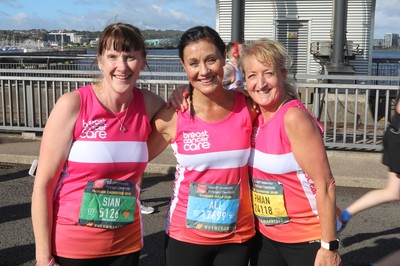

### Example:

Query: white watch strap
xmin=320 ymin=240 xmax=330 ymax=250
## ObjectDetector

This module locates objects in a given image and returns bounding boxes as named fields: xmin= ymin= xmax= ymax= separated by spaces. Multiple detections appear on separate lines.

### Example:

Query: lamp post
xmin=231 ymin=0 xmax=244 ymax=43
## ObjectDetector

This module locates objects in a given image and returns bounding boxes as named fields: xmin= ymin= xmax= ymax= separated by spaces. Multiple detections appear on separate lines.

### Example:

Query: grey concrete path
xmin=1 ymin=164 xmax=398 ymax=266
xmin=0 ymin=133 xmax=388 ymax=189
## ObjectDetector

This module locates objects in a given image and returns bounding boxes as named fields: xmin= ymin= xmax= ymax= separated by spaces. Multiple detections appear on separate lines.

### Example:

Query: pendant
xmin=120 ymin=124 xmax=126 ymax=132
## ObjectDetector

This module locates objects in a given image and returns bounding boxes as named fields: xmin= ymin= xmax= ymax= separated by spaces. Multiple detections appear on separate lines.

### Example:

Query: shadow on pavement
xmin=342 ymin=227 xmax=400 ymax=247
xmin=0 ymin=244 xmax=35 ymax=266
xmin=0 ymin=167 xmax=29 ymax=183
xmin=0 ymin=202 xmax=31 ymax=224
xmin=341 ymin=237 xmax=400 ymax=266
xmin=140 ymin=231 xmax=166 ymax=266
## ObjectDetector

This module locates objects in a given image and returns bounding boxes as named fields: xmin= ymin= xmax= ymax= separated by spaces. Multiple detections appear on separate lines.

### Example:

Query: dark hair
xmin=97 ymin=23 xmax=146 ymax=58
xmin=178 ymin=26 xmax=226 ymax=62
xmin=178 ymin=26 xmax=226 ymax=117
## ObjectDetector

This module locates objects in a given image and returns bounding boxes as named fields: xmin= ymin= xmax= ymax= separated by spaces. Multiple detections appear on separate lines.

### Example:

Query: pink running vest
xmin=167 ymin=92 xmax=255 ymax=245
xmin=52 ymin=85 xmax=150 ymax=258
xmin=249 ymin=99 xmax=324 ymax=243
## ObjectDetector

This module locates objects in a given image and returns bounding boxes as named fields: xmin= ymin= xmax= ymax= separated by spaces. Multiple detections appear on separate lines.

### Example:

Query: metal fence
xmin=2 ymin=54 xmax=399 ymax=80
xmin=294 ymin=74 xmax=400 ymax=151
xmin=0 ymin=55 xmax=186 ymax=79
xmin=0 ymin=72 xmax=187 ymax=131
xmin=0 ymin=69 xmax=399 ymax=151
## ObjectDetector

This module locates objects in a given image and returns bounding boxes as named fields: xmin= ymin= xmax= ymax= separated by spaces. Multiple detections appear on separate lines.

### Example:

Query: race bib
xmin=252 ymin=179 xmax=289 ymax=225
xmin=186 ymin=182 xmax=240 ymax=233
xmin=78 ymin=179 xmax=136 ymax=229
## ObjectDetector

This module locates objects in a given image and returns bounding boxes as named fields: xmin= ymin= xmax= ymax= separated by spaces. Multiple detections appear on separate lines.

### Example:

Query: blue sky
xmin=0 ymin=0 xmax=398 ymax=38
xmin=0 ymin=0 xmax=216 ymax=31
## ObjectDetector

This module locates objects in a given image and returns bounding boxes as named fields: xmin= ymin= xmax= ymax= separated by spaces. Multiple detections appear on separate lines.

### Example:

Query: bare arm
xmin=148 ymin=106 xmax=177 ymax=161
xmin=31 ymin=92 xmax=80 ymax=266
xmin=141 ymin=89 xmax=166 ymax=121
xmin=284 ymin=107 xmax=341 ymax=266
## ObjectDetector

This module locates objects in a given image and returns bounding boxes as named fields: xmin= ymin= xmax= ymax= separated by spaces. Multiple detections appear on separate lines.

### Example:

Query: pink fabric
xmin=167 ymin=92 xmax=255 ymax=245
xmin=52 ymin=85 xmax=151 ymax=258
xmin=249 ymin=99 xmax=325 ymax=243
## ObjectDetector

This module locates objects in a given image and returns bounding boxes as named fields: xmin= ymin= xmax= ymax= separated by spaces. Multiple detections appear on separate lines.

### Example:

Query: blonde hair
xmin=240 ymin=39 xmax=298 ymax=99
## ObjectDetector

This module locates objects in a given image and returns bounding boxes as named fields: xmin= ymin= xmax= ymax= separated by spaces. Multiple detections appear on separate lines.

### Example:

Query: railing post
xmin=26 ymin=81 xmax=35 ymax=127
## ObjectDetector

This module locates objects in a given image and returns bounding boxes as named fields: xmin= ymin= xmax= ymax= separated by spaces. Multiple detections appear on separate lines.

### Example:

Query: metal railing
xmin=0 ymin=55 xmax=187 ymax=82
xmin=2 ymin=54 xmax=399 ymax=79
xmin=0 ymin=70 xmax=399 ymax=151
xmin=294 ymin=74 xmax=400 ymax=151
xmin=0 ymin=71 xmax=187 ymax=131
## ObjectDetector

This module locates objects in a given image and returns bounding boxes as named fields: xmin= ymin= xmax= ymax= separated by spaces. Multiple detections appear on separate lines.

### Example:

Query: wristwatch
xmin=321 ymin=239 xmax=340 ymax=251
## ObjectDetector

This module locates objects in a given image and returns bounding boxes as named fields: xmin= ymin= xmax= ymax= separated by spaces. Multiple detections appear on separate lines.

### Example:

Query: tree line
xmin=0 ymin=29 xmax=184 ymax=45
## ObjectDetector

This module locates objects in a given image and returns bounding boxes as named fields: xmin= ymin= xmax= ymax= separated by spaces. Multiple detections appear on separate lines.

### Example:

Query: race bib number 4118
xmin=252 ymin=179 xmax=289 ymax=225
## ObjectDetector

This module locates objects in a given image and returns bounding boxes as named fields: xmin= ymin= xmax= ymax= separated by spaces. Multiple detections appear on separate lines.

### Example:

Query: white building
xmin=384 ymin=33 xmax=399 ymax=48
xmin=216 ymin=0 xmax=376 ymax=76
xmin=46 ymin=32 xmax=83 ymax=44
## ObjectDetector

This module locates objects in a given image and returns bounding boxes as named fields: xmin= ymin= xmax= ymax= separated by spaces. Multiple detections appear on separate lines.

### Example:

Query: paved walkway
xmin=0 ymin=133 xmax=388 ymax=189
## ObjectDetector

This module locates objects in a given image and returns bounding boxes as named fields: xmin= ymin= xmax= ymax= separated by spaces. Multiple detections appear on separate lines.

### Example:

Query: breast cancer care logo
xmin=81 ymin=118 xmax=107 ymax=139
xmin=183 ymin=130 xmax=210 ymax=151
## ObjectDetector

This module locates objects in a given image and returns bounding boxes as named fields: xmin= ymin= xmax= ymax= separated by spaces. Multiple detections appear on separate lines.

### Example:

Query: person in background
xmin=242 ymin=39 xmax=341 ymax=266
xmin=31 ymin=22 xmax=165 ymax=266
xmin=141 ymin=203 xmax=155 ymax=214
xmin=138 ymin=176 xmax=155 ymax=214
xmin=147 ymin=26 xmax=258 ymax=266
xmin=339 ymin=94 xmax=400 ymax=230
xmin=223 ymin=41 xmax=245 ymax=91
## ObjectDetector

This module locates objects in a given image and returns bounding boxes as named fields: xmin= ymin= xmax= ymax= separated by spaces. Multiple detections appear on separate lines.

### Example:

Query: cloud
xmin=1 ymin=0 xmax=394 ymax=39
xmin=11 ymin=12 xmax=27 ymax=21
xmin=0 ymin=0 xmax=212 ymax=31
xmin=373 ymin=0 xmax=400 ymax=37
xmin=3 ymin=12 xmax=29 ymax=29
xmin=86 ymin=0 xmax=216 ymax=31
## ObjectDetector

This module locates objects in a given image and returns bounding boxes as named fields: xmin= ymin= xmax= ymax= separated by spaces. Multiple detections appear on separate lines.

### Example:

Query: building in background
xmin=384 ymin=33 xmax=399 ymax=48
xmin=44 ymin=32 xmax=97 ymax=47
xmin=216 ymin=0 xmax=376 ymax=76
xmin=145 ymin=38 xmax=179 ymax=48
xmin=372 ymin=39 xmax=384 ymax=49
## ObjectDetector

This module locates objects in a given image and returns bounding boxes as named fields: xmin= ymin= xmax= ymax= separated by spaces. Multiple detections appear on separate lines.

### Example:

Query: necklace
xmin=113 ymin=108 xmax=128 ymax=133
xmin=94 ymin=83 xmax=132 ymax=133
xmin=277 ymin=97 xmax=290 ymax=110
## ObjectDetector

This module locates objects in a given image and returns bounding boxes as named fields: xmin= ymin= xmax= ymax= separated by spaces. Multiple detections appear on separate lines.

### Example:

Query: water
xmin=79 ymin=49 xmax=182 ymax=75
xmin=3 ymin=47 xmax=397 ymax=59
xmin=145 ymin=49 xmax=184 ymax=80
xmin=371 ymin=50 xmax=400 ymax=85
xmin=150 ymin=49 xmax=399 ymax=59
xmin=147 ymin=49 xmax=178 ymax=56
xmin=2 ymin=47 xmax=399 ymax=58
xmin=149 ymin=49 xmax=400 ymax=59
xmin=372 ymin=50 xmax=400 ymax=59
xmin=1 ymin=48 xmax=398 ymax=80
xmin=85 ymin=48 xmax=178 ymax=56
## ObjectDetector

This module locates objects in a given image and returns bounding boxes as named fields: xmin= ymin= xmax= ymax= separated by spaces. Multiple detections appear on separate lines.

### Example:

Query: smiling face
xmin=244 ymin=56 xmax=288 ymax=113
xmin=98 ymin=47 xmax=145 ymax=93
xmin=181 ymin=39 xmax=225 ymax=95
xmin=96 ymin=23 xmax=146 ymax=95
